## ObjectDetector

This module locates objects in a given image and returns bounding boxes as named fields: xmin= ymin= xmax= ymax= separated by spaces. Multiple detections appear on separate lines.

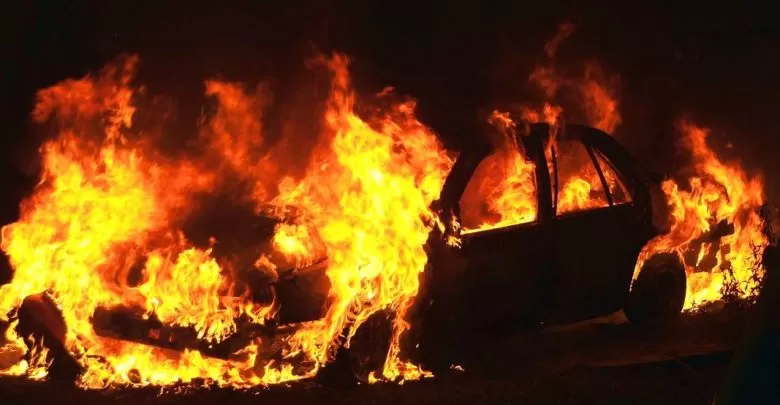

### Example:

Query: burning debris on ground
xmin=1 ymin=3 xmax=778 ymax=404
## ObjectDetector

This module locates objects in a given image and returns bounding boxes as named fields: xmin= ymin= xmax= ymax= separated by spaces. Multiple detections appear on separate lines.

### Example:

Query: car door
xmin=546 ymin=127 xmax=649 ymax=323
xmin=447 ymin=129 xmax=555 ymax=332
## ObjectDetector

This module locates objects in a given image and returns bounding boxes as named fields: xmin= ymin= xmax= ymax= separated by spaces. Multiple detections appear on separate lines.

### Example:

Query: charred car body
xmin=412 ymin=123 xmax=687 ymax=362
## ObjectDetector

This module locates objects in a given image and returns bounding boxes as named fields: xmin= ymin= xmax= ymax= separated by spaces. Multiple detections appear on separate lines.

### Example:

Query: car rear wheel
xmin=624 ymin=253 xmax=687 ymax=324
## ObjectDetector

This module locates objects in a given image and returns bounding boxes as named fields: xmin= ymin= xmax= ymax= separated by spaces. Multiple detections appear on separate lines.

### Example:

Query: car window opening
xmin=592 ymin=149 xmax=633 ymax=205
xmin=551 ymin=139 xmax=611 ymax=215
xmin=459 ymin=144 xmax=538 ymax=235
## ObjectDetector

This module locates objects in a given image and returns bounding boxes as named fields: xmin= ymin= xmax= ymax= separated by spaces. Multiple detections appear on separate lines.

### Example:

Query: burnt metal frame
xmin=437 ymin=122 xmax=643 ymax=235
xmin=585 ymin=144 xmax=614 ymax=207
xmin=589 ymin=147 xmax=636 ymax=205
xmin=436 ymin=123 xmax=555 ymax=236
xmin=549 ymin=146 xmax=559 ymax=215
xmin=546 ymin=128 xmax=619 ymax=215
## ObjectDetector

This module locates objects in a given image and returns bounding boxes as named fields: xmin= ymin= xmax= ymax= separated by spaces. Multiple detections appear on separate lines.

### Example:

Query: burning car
xmin=428 ymin=121 xmax=688 ymax=324
xmin=8 ymin=120 xmax=695 ymax=382
xmin=412 ymin=121 xmax=688 ymax=362
xmin=2 ymin=53 xmax=765 ymax=387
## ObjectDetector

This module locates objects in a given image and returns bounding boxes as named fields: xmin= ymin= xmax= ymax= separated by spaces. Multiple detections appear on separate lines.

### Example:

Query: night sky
xmin=1 ymin=0 xmax=779 ymax=226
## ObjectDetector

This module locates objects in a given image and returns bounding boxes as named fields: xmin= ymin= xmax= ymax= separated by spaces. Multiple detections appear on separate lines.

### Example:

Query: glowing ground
xmin=0 ymin=304 xmax=747 ymax=405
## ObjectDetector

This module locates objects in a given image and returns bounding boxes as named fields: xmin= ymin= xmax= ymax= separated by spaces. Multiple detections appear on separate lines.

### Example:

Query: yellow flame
xmin=0 ymin=53 xmax=451 ymax=387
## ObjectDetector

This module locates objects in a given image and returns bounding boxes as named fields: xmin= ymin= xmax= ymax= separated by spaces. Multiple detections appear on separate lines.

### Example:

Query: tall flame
xmin=0 ymin=54 xmax=452 ymax=387
xmin=462 ymin=23 xmax=622 ymax=233
xmin=272 ymin=55 xmax=451 ymax=380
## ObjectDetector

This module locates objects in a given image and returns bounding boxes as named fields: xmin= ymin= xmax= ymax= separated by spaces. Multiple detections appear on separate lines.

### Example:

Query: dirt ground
xmin=0 ymin=304 xmax=747 ymax=405
xmin=0 ymin=354 xmax=732 ymax=405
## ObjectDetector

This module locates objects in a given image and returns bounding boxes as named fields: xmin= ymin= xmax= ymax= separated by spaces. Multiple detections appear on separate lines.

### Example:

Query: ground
xmin=0 ymin=304 xmax=747 ymax=405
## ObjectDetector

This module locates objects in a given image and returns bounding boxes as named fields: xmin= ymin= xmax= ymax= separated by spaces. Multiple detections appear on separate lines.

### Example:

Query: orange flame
xmin=459 ymin=111 xmax=537 ymax=234
xmin=455 ymin=23 xmax=622 ymax=233
xmin=636 ymin=121 xmax=766 ymax=308
xmin=271 ymin=55 xmax=450 ymax=380
xmin=0 ymin=33 xmax=769 ymax=388
xmin=472 ymin=21 xmax=767 ymax=312
xmin=0 ymin=54 xmax=451 ymax=387
xmin=521 ymin=23 xmax=621 ymax=134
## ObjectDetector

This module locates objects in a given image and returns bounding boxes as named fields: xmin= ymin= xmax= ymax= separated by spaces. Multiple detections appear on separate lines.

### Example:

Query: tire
xmin=320 ymin=310 xmax=393 ymax=385
xmin=346 ymin=310 xmax=393 ymax=382
xmin=624 ymin=253 xmax=687 ymax=324
xmin=17 ymin=294 xmax=81 ymax=382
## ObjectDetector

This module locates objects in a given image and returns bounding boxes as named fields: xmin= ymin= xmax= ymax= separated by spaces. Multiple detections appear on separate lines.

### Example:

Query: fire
xmin=461 ymin=24 xmax=622 ymax=233
xmin=0 ymin=27 xmax=769 ymax=388
xmin=635 ymin=121 xmax=767 ymax=308
xmin=465 ymin=22 xmax=767 ymax=312
xmin=523 ymin=22 xmax=622 ymax=134
xmin=459 ymin=111 xmax=537 ymax=234
xmin=271 ymin=55 xmax=451 ymax=380
xmin=523 ymin=25 xmax=766 ymax=306
xmin=0 ymin=54 xmax=451 ymax=387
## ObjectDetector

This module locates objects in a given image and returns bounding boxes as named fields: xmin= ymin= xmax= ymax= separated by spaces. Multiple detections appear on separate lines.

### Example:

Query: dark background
xmin=1 ymin=0 xmax=778 ymax=227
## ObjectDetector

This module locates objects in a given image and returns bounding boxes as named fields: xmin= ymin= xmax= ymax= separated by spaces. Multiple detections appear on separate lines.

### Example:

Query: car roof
xmin=439 ymin=121 xmax=651 ymax=214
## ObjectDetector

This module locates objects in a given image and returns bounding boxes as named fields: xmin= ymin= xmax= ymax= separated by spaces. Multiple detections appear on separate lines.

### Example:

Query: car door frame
xmin=540 ymin=124 xmax=655 ymax=322
xmin=423 ymin=124 xmax=557 ymax=328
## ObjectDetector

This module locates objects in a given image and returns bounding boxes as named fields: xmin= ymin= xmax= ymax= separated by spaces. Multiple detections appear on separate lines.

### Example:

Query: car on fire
xmin=12 ymin=122 xmax=690 ymax=381
xmin=411 ymin=122 xmax=688 ymax=364
xmin=422 ymin=122 xmax=686 ymax=327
